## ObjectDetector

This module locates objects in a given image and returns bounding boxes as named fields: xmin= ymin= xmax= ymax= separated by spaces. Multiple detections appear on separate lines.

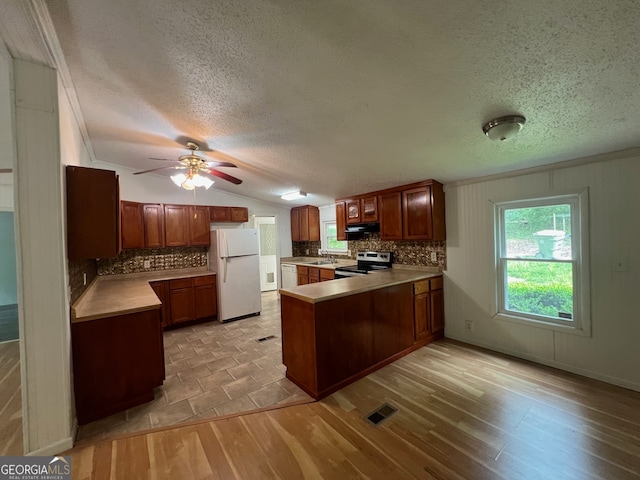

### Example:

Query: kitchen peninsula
xmin=279 ymin=266 xmax=443 ymax=399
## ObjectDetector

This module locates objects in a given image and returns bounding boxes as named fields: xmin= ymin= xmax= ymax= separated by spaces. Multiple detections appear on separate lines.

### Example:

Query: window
xmin=322 ymin=221 xmax=348 ymax=253
xmin=494 ymin=191 xmax=590 ymax=334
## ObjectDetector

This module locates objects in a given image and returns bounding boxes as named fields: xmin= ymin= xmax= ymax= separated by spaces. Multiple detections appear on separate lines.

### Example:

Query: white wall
xmin=444 ymin=152 xmax=640 ymax=391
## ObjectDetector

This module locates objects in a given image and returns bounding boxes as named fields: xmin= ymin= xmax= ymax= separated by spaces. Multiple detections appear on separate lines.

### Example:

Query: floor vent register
xmin=255 ymin=335 xmax=276 ymax=343
xmin=366 ymin=403 xmax=399 ymax=426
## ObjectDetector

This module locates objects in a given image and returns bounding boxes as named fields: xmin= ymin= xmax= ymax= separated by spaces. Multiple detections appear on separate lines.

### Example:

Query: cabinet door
xmin=164 ymin=205 xmax=190 ymax=246
xmin=308 ymin=206 xmax=320 ymax=241
xmin=414 ymin=292 xmax=430 ymax=341
xmin=210 ymin=206 xmax=231 ymax=222
xmin=189 ymin=206 xmax=211 ymax=246
xmin=290 ymin=208 xmax=301 ymax=242
xmin=335 ymin=202 xmax=347 ymax=241
xmin=150 ymin=281 xmax=169 ymax=328
xmin=360 ymin=196 xmax=378 ymax=223
xmin=379 ymin=191 xmax=403 ymax=241
xmin=299 ymin=207 xmax=310 ymax=241
xmin=230 ymin=207 xmax=249 ymax=223
xmin=143 ymin=204 xmax=165 ymax=248
xmin=297 ymin=274 xmax=309 ymax=285
xmin=430 ymin=288 xmax=444 ymax=334
xmin=195 ymin=284 xmax=217 ymax=319
xmin=320 ymin=269 xmax=334 ymax=281
xmin=169 ymin=287 xmax=195 ymax=324
xmin=346 ymin=199 xmax=361 ymax=224
xmin=121 ymin=201 xmax=145 ymax=249
xmin=402 ymin=185 xmax=433 ymax=240
xmin=66 ymin=166 xmax=120 ymax=260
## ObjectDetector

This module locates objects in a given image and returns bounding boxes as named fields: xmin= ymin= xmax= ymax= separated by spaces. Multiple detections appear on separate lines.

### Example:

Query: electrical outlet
xmin=431 ymin=252 xmax=438 ymax=262
xmin=144 ymin=260 xmax=151 ymax=269
xmin=305 ymin=248 xmax=310 ymax=255
xmin=318 ymin=249 xmax=322 ymax=255
xmin=347 ymin=250 xmax=351 ymax=256
xmin=465 ymin=319 xmax=473 ymax=332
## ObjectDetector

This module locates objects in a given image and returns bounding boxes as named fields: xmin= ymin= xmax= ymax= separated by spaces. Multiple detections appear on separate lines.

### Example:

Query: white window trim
xmin=321 ymin=220 xmax=348 ymax=254
xmin=490 ymin=189 xmax=591 ymax=336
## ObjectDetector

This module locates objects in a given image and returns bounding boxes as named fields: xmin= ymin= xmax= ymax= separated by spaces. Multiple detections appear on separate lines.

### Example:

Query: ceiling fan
xmin=133 ymin=141 xmax=242 ymax=188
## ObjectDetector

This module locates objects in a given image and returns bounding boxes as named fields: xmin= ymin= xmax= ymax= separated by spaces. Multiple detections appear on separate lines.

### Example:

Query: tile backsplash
xmin=348 ymin=234 xmax=446 ymax=269
xmin=68 ymin=258 xmax=98 ymax=304
xmin=292 ymin=241 xmax=322 ymax=257
xmin=294 ymin=235 xmax=446 ymax=269
xmin=97 ymin=246 xmax=208 ymax=275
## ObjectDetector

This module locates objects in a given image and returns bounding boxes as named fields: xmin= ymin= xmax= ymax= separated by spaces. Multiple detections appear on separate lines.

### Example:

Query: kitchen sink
xmin=306 ymin=260 xmax=334 ymax=265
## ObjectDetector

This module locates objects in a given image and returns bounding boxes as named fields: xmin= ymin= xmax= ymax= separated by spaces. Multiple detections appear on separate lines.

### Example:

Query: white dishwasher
xmin=281 ymin=264 xmax=298 ymax=289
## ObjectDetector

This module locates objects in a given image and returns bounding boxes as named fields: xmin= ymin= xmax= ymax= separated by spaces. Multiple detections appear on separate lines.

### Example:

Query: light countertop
xmin=72 ymin=267 xmax=214 ymax=323
xmin=279 ymin=265 xmax=442 ymax=304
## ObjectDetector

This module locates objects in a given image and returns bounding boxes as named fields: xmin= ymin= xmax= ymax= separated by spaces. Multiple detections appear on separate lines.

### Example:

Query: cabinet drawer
xmin=169 ymin=278 xmax=193 ymax=290
xmin=430 ymin=276 xmax=443 ymax=290
xmin=297 ymin=266 xmax=309 ymax=275
xmin=414 ymin=280 xmax=430 ymax=295
xmin=194 ymin=275 xmax=216 ymax=286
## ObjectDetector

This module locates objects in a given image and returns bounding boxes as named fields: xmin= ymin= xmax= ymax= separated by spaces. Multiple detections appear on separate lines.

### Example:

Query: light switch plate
xmin=144 ymin=260 xmax=151 ymax=269
xmin=431 ymin=252 xmax=438 ymax=262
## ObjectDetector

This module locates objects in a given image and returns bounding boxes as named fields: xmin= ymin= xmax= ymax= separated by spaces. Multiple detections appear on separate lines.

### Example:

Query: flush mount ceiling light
xmin=281 ymin=191 xmax=307 ymax=201
xmin=482 ymin=115 xmax=526 ymax=141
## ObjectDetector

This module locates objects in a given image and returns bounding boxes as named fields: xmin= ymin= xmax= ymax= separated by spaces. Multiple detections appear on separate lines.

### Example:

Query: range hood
xmin=344 ymin=223 xmax=379 ymax=240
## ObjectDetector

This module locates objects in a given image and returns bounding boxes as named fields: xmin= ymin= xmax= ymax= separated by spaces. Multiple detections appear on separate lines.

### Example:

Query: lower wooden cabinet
xmin=297 ymin=265 xmax=334 ymax=285
xmin=195 ymin=275 xmax=217 ymax=319
xmin=169 ymin=278 xmax=196 ymax=324
xmin=153 ymin=274 xmax=218 ymax=328
xmin=71 ymin=309 xmax=164 ymax=424
xmin=413 ymin=276 xmax=444 ymax=340
xmin=297 ymin=266 xmax=309 ymax=285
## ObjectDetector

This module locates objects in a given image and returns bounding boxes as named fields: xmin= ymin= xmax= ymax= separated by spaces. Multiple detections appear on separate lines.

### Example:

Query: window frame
xmin=492 ymin=190 xmax=591 ymax=336
xmin=322 ymin=220 xmax=348 ymax=254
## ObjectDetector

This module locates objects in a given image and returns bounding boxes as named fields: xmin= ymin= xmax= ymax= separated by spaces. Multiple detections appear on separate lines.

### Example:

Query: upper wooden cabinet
xmin=336 ymin=180 xmax=445 ymax=242
xmin=336 ymin=202 xmax=347 ymax=241
xmin=120 ymin=201 xmax=145 ymax=249
xmin=209 ymin=206 xmax=249 ymax=223
xmin=379 ymin=192 xmax=403 ymax=241
xmin=66 ymin=166 xmax=120 ymax=260
xmin=164 ymin=204 xmax=190 ymax=247
xmin=189 ymin=206 xmax=211 ymax=246
xmin=230 ymin=207 xmax=249 ymax=223
xmin=143 ymin=204 xmax=165 ymax=248
xmin=361 ymin=196 xmax=378 ymax=223
xmin=290 ymin=205 xmax=320 ymax=242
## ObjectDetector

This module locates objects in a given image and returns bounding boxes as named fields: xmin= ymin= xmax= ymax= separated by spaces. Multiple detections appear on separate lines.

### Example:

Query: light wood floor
xmin=0 ymin=340 xmax=22 ymax=455
xmin=63 ymin=339 xmax=640 ymax=479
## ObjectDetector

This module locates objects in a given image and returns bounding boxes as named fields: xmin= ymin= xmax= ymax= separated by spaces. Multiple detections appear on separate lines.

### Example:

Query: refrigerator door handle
xmin=223 ymin=257 xmax=228 ymax=283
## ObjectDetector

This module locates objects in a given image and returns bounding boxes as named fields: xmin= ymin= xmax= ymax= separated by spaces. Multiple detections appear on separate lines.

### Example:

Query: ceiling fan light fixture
xmin=281 ymin=191 xmax=307 ymax=201
xmin=482 ymin=115 xmax=526 ymax=141
xmin=171 ymin=172 xmax=214 ymax=190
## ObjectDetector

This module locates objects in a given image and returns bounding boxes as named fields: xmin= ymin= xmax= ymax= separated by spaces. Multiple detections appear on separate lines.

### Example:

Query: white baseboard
xmin=26 ymin=436 xmax=74 ymax=456
xmin=445 ymin=334 xmax=640 ymax=393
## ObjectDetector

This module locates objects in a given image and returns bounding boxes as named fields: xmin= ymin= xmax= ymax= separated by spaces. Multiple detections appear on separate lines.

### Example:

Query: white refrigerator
xmin=208 ymin=228 xmax=261 ymax=322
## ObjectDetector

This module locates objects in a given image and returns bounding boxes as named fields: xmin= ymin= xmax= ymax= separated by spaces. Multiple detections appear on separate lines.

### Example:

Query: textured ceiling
xmin=41 ymin=0 xmax=640 ymax=206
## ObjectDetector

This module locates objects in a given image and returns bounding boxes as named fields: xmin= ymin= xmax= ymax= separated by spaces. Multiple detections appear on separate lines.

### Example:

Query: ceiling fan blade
xmin=148 ymin=157 xmax=179 ymax=162
xmin=206 ymin=169 xmax=243 ymax=185
xmin=205 ymin=161 xmax=237 ymax=168
xmin=133 ymin=165 xmax=185 ymax=175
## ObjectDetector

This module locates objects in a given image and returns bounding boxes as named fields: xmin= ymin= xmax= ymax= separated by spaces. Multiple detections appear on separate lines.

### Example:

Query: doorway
xmin=254 ymin=216 xmax=278 ymax=291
